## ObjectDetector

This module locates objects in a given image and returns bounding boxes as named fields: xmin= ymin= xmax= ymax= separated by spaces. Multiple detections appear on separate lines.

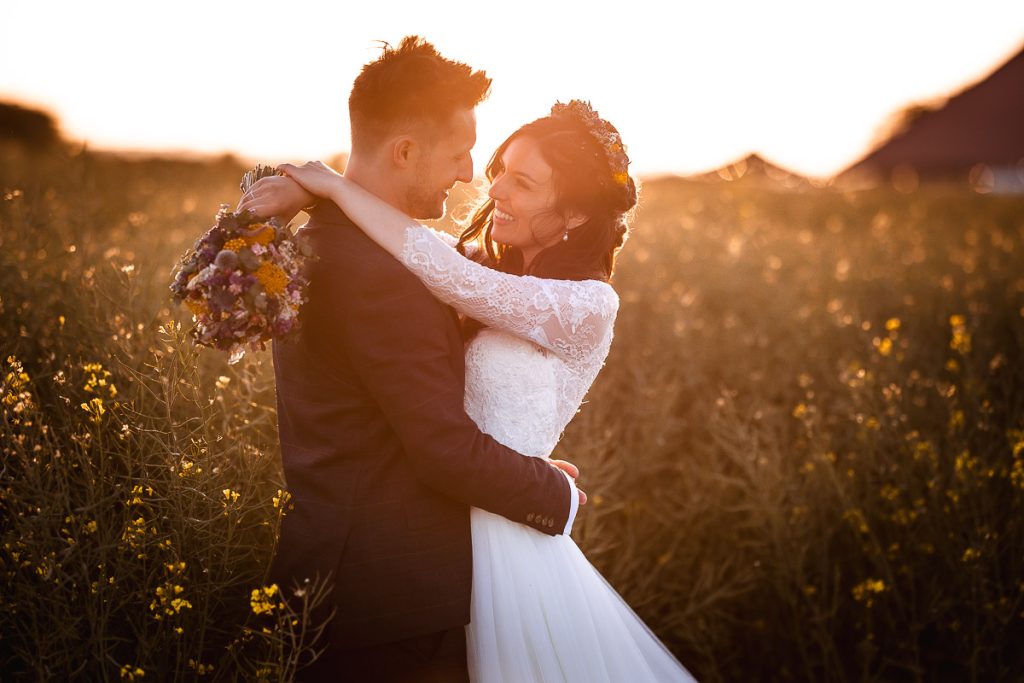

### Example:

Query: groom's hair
xmin=349 ymin=36 xmax=491 ymax=153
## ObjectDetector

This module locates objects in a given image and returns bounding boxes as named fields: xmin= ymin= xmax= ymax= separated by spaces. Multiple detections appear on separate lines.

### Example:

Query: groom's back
xmin=270 ymin=205 xmax=474 ymax=650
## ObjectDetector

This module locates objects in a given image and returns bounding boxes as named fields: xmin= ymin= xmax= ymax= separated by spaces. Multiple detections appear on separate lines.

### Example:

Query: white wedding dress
xmin=398 ymin=226 xmax=697 ymax=682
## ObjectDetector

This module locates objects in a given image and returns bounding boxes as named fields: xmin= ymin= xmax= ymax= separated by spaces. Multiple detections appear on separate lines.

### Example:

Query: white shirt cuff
xmin=559 ymin=470 xmax=579 ymax=535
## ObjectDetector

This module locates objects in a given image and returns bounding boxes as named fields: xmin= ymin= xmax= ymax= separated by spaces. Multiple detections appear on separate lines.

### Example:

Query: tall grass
xmin=566 ymin=180 xmax=1024 ymax=682
xmin=2 ymin=146 xmax=1023 ymax=681
xmin=0 ymin=148 xmax=331 ymax=681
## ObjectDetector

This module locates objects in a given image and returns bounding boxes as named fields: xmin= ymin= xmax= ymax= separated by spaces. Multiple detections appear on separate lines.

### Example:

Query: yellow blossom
xmin=82 ymin=362 xmax=116 ymax=398
xmin=223 ymin=237 xmax=248 ymax=252
xmin=80 ymin=397 xmax=106 ymax=424
xmin=949 ymin=314 xmax=971 ymax=354
xmin=254 ymin=261 xmax=288 ymax=295
xmin=129 ymin=484 xmax=154 ymax=505
xmin=962 ymin=547 xmax=981 ymax=562
xmin=1010 ymin=430 xmax=1024 ymax=490
xmin=272 ymin=489 xmax=292 ymax=509
xmin=879 ymin=484 xmax=900 ymax=501
xmin=250 ymin=584 xmax=283 ymax=615
xmin=178 ymin=458 xmax=202 ymax=477
xmin=954 ymin=450 xmax=978 ymax=479
xmin=851 ymin=578 xmax=887 ymax=607
xmin=246 ymin=225 xmax=276 ymax=246
xmin=842 ymin=508 xmax=870 ymax=535
xmin=186 ymin=299 xmax=208 ymax=318
xmin=150 ymin=582 xmax=192 ymax=619
xmin=2 ymin=356 xmax=34 ymax=413
xmin=119 ymin=664 xmax=145 ymax=680
xmin=188 ymin=659 xmax=215 ymax=675
xmin=121 ymin=516 xmax=156 ymax=550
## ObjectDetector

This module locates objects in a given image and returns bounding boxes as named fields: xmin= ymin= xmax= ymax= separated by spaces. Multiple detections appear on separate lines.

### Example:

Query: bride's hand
xmin=549 ymin=459 xmax=588 ymax=506
xmin=236 ymin=175 xmax=316 ymax=219
xmin=277 ymin=161 xmax=345 ymax=199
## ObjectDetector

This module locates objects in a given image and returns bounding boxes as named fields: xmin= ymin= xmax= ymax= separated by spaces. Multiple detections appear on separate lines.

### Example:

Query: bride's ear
xmin=564 ymin=210 xmax=588 ymax=234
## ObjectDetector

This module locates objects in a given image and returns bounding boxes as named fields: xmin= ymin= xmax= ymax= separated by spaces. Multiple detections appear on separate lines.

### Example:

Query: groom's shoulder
xmin=301 ymin=207 xmax=424 ymax=290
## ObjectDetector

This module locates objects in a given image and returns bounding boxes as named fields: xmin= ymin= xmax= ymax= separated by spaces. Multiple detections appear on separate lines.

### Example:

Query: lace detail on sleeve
xmin=400 ymin=225 xmax=618 ymax=370
xmin=424 ymin=226 xmax=479 ymax=258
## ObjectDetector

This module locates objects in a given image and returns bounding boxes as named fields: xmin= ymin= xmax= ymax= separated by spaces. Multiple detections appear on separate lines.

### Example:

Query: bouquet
xmin=170 ymin=165 xmax=315 ymax=364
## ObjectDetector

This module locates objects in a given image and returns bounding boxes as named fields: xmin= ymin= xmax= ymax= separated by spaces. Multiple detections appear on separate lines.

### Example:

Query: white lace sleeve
xmin=424 ymin=226 xmax=479 ymax=258
xmin=427 ymin=227 xmax=460 ymax=248
xmin=400 ymin=225 xmax=618 ymax=369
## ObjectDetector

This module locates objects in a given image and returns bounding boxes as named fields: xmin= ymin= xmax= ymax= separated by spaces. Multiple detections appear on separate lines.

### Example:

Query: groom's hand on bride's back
xmin=235 ymin=175 xmax=316 ymax=224
xmin=548 ymin=459 xmax=588 ymax=506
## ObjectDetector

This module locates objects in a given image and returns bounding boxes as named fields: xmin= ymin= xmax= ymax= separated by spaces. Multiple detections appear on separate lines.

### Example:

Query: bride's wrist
xmin=328 ymin=177 xmax=350 ymax=209
xmin=302 ymin=183 xmax=328 ymax=213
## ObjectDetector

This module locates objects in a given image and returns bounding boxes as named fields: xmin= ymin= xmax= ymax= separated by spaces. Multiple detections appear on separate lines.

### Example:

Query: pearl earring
xmin=562 ymin=226 xmax=570 ymax=242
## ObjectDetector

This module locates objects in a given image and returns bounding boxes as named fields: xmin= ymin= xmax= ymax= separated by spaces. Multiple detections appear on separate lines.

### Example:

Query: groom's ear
xmin=392 ymin=136 xmax=418 ymax=169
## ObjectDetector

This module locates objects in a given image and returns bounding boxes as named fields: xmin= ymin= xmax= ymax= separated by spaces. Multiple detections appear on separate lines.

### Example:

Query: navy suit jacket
xmin=269 ymin=203 xmax=571 ymax=650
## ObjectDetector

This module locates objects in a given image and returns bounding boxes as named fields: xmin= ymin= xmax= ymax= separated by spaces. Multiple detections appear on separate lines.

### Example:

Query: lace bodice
xmin=399 ymin=226 xmax=619 ymax=456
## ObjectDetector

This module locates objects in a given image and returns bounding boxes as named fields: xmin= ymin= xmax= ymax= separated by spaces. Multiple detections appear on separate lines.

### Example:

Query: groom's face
xmin=405 ymin=107 xmax=477 ymax=219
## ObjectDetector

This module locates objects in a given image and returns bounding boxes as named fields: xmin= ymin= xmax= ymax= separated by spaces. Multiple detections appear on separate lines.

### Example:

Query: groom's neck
xmin=343 ymin=155 xmax=409 ymax=214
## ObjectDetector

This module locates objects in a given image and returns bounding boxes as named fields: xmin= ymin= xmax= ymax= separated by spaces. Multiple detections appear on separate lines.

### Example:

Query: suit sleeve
xmin=339 ymin=260 xmax=573 ymax=536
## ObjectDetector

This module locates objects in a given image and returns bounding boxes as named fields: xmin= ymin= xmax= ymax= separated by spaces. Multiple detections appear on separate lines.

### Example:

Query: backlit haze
xmin=3 ymin=0 xmax=1023 ymax=178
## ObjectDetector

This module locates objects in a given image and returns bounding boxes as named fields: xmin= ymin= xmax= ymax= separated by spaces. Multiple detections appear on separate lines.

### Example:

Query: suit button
xmin=527 ymin=513 xmax=535 ymax=523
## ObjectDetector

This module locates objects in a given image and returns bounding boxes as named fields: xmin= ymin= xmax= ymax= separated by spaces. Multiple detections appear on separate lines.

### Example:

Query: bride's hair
xmin=456 ymin=113 xmax=638 ymax=284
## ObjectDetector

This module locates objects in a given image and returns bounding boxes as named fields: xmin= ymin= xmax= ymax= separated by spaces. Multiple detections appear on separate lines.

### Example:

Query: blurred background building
xmin=838 ymin=46 xmax=1024 ymax=193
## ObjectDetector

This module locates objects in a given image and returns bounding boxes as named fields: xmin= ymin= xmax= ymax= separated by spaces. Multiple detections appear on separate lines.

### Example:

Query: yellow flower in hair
xmin=223 ymin=238 xmax=247 ymax=252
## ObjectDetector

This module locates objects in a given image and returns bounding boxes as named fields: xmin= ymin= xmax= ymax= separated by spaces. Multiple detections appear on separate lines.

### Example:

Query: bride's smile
xmin=487 ymin=137 xmax=566 ymax=264
xmin=484 ymin=131 xmax=595 ymax=271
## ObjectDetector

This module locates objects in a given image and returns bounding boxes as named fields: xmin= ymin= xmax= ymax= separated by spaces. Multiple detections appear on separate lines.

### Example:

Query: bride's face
xmin=488 ymin=137 xmax=565 ymax=266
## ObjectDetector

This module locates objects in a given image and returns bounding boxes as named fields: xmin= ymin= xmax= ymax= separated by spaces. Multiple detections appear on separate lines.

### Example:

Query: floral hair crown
xmin=550 ymin=99 xmax=631 ymax=187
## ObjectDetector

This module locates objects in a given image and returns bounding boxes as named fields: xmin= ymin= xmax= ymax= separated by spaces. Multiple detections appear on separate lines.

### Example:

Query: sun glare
xmin=2 ymin=0 xmax=1022 ymax=178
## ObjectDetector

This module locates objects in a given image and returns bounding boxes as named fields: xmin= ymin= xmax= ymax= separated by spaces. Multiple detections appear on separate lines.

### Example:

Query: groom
xmin=240 ymin=37 xmax=583 ymax=681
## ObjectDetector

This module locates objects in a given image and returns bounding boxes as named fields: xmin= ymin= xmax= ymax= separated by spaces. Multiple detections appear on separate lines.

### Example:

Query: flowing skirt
xmin=466 ymin=507 xmax=697 ymax=682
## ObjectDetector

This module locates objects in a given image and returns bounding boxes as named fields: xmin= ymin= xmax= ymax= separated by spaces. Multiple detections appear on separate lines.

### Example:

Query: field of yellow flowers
xmin=2 ymin=145 xmax=1022 ymax=681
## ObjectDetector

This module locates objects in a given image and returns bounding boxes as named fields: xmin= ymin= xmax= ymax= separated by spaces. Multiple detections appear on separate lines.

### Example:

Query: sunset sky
xmin=3 ymin=1 xmax=1022 ymax=178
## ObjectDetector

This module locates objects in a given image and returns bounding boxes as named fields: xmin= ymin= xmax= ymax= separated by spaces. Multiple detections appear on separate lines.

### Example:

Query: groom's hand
xmin=236 ymin=175 xmax=316 ymax=223
xmin=549 ymin=459 xmax=587 ymax=506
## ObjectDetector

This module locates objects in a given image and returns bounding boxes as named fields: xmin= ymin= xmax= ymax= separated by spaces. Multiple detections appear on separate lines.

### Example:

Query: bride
xmin=273 ymin=100 xmax=696 ymax=682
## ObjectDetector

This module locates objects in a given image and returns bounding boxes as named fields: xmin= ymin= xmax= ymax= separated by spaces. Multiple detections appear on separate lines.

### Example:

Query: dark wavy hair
xmin=349 ymin=36 xmax=492 ymax=152
xmin=455 ymin=110 xmax=637 ymax=339
xmin=456 ymin=112 xmax=637 ymax=284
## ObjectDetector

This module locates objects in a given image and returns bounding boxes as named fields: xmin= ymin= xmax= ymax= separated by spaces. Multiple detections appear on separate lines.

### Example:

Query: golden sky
xmin=2 ymin=0 xmax=1022 ymax=178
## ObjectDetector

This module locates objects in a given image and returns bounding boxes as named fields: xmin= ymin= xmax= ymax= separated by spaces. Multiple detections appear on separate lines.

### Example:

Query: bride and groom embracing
xmin=238 ymin=36 xmax=696 ymax=682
